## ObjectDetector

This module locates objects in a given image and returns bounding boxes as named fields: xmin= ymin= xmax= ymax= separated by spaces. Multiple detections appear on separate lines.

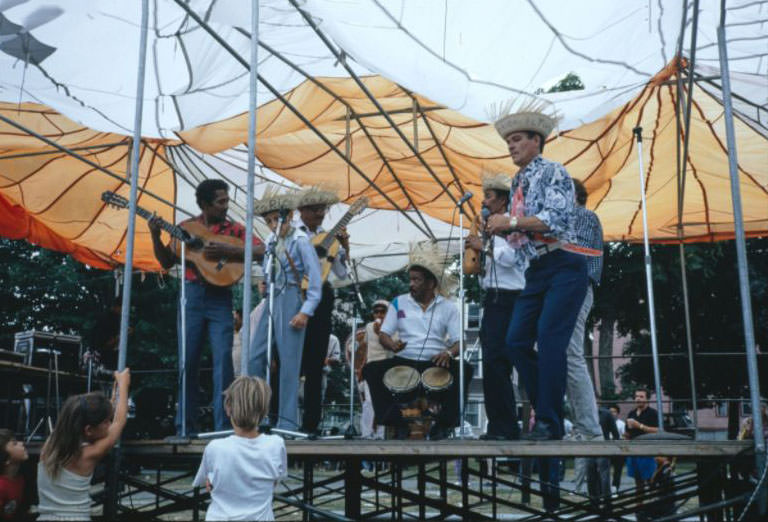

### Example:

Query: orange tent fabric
xmin=1 ymin=68 xmax=766 ymax=271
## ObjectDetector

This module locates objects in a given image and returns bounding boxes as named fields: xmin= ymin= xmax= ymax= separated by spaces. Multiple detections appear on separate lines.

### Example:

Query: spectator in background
xmin=625 ymin=388 xmax=659 ymax=521
xmin=610 ymin=404 xmax=626 ymax=494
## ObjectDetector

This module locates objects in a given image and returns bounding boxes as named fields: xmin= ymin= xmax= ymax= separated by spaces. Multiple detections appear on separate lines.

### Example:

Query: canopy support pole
xmin=674 ymin=0 xmax=700 ymax=439
xmin=240 ymin=0 xmax=260 ymax=376
xmin=106 ymin=0 xmax=149 ymax=518
xmin=717 ymin=4 xmax=766 ymax=514
xmin=632 ymin=126 xmax=666 ymax=431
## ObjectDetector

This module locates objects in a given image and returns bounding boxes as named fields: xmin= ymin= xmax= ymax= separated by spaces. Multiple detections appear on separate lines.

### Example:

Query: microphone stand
xmin=344 ymin=259 xmax=366 ymax=439
xmin=456 ymin=195 xmax=471 ymax=439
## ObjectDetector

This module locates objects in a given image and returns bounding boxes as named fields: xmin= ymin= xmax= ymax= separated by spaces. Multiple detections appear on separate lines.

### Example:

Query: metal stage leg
xmin=344 ymin=457 xmax=362 ymax=519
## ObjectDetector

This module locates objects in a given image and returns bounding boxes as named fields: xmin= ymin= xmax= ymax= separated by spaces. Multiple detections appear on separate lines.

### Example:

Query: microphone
xmin=481 ymin=207 xmax=491 ymax=221
xmin=278 ymin=206 xmax=290 ymax=220
xmin=457 ymin=191 xmax=473 ymax=206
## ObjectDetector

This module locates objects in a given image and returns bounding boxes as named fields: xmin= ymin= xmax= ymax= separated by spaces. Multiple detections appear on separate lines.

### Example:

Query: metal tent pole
xmin=632 ymin=127 xmax=665 ymax=431
xmin=717 ymin=5 xmax=766 ymax=512
xmin=240 ymin=0 xmax=260 ymax=376
xmin=106 ymin=0 xmax=149 ymax=518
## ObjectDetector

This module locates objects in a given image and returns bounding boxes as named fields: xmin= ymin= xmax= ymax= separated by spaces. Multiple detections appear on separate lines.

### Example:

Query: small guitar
xmin=302 ymin=197 xmax=368 ymax=289
xmin=101 ymin=191 xmax=245 ymax=287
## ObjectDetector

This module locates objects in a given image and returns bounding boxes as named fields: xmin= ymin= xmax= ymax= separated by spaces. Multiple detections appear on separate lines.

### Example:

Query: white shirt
xmin=615 ymin=418 xmax=626 ymax=438
xmin=293 ymin=216 xmax=348 ymax=280
xmin=36 ymin=463 xmax=92 ymax=521
xmin=482 ymin=234 xmax=526 ymax=290
xmin=364 ymin=321 xmax=393 ymax=363
xmin=326 ymin=334 xmax=341 ymax=360
xmin=380 ymin=293 xmax=459 ymax=361
xmin=193 ymin=434 xmax=287 ymax=521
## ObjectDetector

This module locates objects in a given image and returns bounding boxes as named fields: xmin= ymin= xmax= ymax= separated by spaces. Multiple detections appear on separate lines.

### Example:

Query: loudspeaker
xmin=13 ymin=331 xmax=82 ymax=373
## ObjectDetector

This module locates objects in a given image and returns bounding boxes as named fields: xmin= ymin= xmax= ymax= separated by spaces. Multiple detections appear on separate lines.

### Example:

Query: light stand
xmin=456 ymin=192 xmax=472 ymax=439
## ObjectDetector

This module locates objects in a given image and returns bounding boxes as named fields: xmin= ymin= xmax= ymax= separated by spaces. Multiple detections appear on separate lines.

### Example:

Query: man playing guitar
xmin=292 ymin=185 xmax=350 ymax=435
xmin=149 ymin=179 xmax=264 ymax=434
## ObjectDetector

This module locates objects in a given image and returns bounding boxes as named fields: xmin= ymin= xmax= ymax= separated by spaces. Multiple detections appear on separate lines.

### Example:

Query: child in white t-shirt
xmin=194 ymin=376 xmax=287 ymax=521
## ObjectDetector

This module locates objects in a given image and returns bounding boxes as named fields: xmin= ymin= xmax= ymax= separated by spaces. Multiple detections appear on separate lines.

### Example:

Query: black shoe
xmin=427 ymin=424 xmax=451 ymax=441
xmin=480 ymin=430 xmax=521 ymax=441
xmin=523 ymin=421 xmax=557 ymax=441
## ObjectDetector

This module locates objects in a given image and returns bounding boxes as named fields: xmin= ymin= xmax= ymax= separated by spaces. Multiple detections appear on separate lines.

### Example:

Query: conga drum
xmin=421 ymin=366 xmax=454 ymax=402
xmin=383 ymin=365 xmax=420 ymax=403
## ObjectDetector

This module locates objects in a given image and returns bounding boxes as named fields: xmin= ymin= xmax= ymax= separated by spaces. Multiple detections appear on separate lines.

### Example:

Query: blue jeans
xmin=506 ymin=250 xmax=588 ymax=439
xmin=479 ymin=289 xmax=520 ymax=438
xmin=176 ymin=281 xmax=234 ymax=433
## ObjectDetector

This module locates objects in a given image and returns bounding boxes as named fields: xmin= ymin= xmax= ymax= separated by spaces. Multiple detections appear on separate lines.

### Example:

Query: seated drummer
xmin=374 ymin=243 xmax=472 ymax=441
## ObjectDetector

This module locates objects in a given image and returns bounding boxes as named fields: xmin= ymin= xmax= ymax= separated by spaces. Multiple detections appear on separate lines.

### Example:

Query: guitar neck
xmin=320 ymin=211 xmax=354 ymax=249
xmin=134 ymin=206 xmax=190 ymax=242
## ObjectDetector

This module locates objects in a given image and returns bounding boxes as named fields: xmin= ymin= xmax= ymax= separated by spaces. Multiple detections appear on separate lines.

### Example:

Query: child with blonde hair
xmin=194 ymin=376 xmax=286 ymax=521
xmin=37 ymin=369 xmax=130 ymax=521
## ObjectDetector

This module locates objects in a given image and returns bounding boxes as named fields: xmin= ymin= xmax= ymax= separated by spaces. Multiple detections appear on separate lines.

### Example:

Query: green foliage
xmin=546 ymin=72 xmax=585 ymax=93
xmin=593 ymin=239 xmax=768 ymax=404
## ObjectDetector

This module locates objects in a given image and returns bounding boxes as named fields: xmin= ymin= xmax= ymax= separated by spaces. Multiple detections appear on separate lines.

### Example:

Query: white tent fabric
xmin=0 ymin=0 xmax=766 ymax=282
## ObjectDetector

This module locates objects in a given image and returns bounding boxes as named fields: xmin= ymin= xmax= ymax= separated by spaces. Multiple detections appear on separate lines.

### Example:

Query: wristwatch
xmin=509 ymin=216 xmax=519 ymax=231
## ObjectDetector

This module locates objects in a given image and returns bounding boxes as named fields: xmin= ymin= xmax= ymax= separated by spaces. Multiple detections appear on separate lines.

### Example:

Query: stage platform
xmin=122 ymin=437 xmax=753 ymax=458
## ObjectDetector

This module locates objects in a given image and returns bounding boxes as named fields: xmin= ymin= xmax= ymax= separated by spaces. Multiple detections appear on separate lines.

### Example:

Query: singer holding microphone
xmin=465 ymin=172 xmax=525 ymax=440
xmin=247 ymin=188 xmax=322 ymax=431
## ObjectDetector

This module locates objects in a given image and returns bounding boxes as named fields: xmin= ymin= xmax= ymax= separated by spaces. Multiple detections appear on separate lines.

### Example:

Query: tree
xmin=591 ymin=239 xmax=768 ymax=407
xmin=547 ymin=72 xmax=585 ymax=93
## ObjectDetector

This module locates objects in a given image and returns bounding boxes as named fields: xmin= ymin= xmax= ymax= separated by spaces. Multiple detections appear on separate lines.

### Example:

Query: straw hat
xmin=481 ymin=170 xmax=511 ymax=193
xmin=253 ymin=186 xmax=297 ymax=216
xmin=408 ymin=241 xmax=457 ymax=297
xmin=296 ymin=184 xmax=340 ymax=208
xmin=372 ymin=299 xmax=389 ymax=310
xmin=490 ymin=99 xmax=561 ymax=140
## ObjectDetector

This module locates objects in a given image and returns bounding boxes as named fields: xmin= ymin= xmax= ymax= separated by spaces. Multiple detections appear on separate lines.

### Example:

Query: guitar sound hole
xmin=188 ymin=237 xmax=204 ymax=250
xmin=315 ymin=246 xmax=327 ymax=258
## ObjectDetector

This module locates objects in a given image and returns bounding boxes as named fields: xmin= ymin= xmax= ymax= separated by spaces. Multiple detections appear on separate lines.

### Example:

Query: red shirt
xmin=178 ymin=216 xmax=262 ymax=284
xmin=0 ymin=475 xmax=25 ymax=521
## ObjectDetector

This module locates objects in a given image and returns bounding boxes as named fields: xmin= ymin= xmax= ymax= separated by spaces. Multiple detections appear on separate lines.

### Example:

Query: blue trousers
xmin=249 ymin=285 xmax=306 ymax=430
xmin=506 ymin=250 xmax=588 ymax=439
xmin=176 ymin=281 xmax=234 ymax=433
xmin=479 ymin=289 xmax=520 ymax=438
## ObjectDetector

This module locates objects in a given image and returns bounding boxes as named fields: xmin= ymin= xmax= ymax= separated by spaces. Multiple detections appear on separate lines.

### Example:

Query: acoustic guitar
xmin=301 ymin=197 xmax=369 ymax=289
xmin=101 ymin=191 xmax=245 ymax=287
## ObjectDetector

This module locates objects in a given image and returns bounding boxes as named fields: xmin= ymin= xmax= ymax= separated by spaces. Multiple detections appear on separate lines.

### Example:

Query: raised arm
xmin=83 ymin=369 xmax=130 ymax=463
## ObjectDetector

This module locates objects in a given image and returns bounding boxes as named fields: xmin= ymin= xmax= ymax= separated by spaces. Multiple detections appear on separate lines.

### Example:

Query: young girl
xmin=194 ymin=376 xmax=286 ymax=521
xmin=37 ymin=369 xmax=130 ymax=521
xmin=0 ymin=429 xmax=29 ymax=521
xmin=248 ymin=189 xmax=322 ymax=430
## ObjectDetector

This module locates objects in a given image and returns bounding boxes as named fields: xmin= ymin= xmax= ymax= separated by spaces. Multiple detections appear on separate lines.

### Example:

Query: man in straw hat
xmin=247 ymin=187 xmax=323 ymax=430
xmin=149 ymin=179 xmax=265 ymax=434
xmin=292 ymin=185 xmax=350 ymax=435
xmin=486 ymin=101 xmax=589 ymax=443
xmin=465 ymin=171 xmax=526 ymax=441
xmin=486 ymin=100 xmax=589 ymax=513
xmin=374 ymin=242 xmax=471 ymax=440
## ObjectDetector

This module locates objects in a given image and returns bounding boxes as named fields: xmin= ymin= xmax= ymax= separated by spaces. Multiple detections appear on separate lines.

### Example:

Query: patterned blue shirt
xmin=508 ymin=155 xmax=577 ymax=270
xmin=573 ymin=205 xmax=603 ymax=285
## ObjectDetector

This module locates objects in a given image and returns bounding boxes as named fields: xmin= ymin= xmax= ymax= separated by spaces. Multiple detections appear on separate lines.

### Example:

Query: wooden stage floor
xmin=122 ymin=438 xmax=753 ymax=458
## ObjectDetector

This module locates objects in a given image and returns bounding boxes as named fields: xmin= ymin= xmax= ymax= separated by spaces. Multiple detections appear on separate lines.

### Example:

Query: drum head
xmin=421 ymin=366 xmax=453 ymax=391
xmin=383 ymin=365 xmax=420 ymax=393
